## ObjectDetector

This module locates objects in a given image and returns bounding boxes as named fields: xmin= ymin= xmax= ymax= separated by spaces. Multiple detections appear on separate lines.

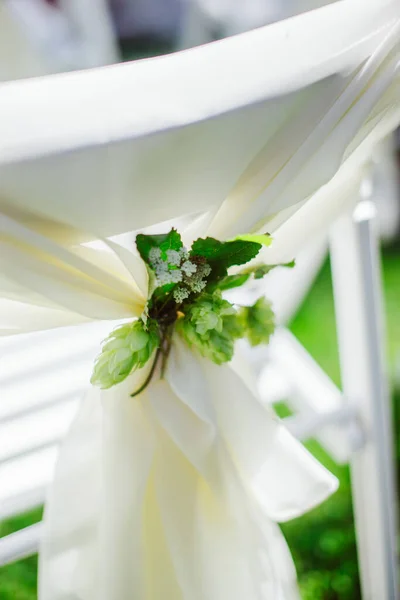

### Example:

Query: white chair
xmin=0 ymin=0 xmax=121 ymax=565
xmin=0 ymin=0 xmax=120 ymax=522
xmin=179 ymin=0 xmax=336 ymax=48
xmin=0 ymin=0 xmax=119 ymax=81
xmin=0 ymin=1 xmax=399 ymax=598
xmin=110 ymin=0 xmax=183 ymax=42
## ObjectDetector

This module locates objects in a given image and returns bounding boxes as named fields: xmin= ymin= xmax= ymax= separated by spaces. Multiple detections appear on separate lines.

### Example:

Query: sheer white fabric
xmin=0 ymin=1 xmax=399 ymax=598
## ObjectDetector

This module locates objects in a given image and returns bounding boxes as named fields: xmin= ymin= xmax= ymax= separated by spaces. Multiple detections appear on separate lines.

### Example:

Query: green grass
xmin=0 ymin=508 xmax=42 ymax=599
xmin=1 ymin=246 xmax=399 ymax=599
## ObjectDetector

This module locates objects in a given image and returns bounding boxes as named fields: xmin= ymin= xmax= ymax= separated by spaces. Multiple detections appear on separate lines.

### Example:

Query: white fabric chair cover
xmin=0 ymin=1 xmax=399 ymax=598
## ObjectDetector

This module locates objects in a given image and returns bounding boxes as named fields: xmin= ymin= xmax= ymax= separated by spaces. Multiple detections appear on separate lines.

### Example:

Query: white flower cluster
xmin=173 ymin=287 xmax=190 ymax=303
xmin=149 ymin=247 xmax=186 ymax=285
xmin=181 ymin=260 xmax=197 ymax=275
xmin=173 ymin=262 xmax=211 ymax=301
xmin=165 ymin=249 xmax=181 ymax=266
xmin=148 ymin=246 xmax=211 ymax=303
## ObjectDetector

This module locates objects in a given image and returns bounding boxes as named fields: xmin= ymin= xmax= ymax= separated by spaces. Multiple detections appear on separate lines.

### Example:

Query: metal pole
xmin=330 ymin=187 xmax=398 ymax=600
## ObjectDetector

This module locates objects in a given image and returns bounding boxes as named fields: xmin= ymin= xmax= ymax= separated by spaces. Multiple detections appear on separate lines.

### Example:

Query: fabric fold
xmin=40 ymin=339 xmax=331 ymax=599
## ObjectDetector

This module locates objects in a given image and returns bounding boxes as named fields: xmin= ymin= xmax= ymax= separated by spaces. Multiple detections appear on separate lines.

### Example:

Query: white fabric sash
xmin=38 ymin=339 xmax=335 ymax=599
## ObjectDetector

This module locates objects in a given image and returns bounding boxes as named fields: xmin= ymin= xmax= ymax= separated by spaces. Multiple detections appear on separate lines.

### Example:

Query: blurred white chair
xmin=110 ymin=0 xmax=183 ymax=42
xmin=0 ymin=2 xmax=399 ymax=598
xmin=56 ymin=0 xmax=120 ymax=68
xmin=372 ymin=139 xmax=400 ymax=241
xmin=0 ymin=322 xmax=113 ymax=521
xmin=0 ymin=0 xmax=119 ymax=81
xmin=0 ymin=0 xmax=121 ymax=526
xmin=179 ymin=0 xmax=336 ymax=48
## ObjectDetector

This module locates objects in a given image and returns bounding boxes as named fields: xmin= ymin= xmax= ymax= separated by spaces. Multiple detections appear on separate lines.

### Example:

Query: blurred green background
xmin=0 ymin=242 xmax=399 ymax=599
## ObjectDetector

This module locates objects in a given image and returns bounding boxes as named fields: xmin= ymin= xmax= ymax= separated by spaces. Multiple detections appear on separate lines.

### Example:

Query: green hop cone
xmin=177 ymin=292 xmax=240 ymax=364
xmin=91 ymin=319 xmax=160 ymax=389
xmin=222 ymin=313 xmax=245 ymax=339
xmin=178 ymin=317 xmax=235 ymax=365
xmin=240 ymin=297 xmax=275 ymax=347
xmin=188 ymin=292 xmax=235 ymax=335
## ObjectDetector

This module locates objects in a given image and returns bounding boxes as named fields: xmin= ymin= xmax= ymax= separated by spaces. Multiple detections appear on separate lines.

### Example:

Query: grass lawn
xmin=1 ymin=245 xmax=399 ymax=599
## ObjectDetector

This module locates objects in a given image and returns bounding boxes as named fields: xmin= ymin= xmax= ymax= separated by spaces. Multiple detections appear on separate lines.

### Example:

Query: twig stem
xmin=130 ymin=346 xmax=162 ymax=398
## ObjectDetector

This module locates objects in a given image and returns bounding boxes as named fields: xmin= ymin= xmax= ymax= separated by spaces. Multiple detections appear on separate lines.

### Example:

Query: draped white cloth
xmin=39 ymin=339 xmax=336 ymax=600
xmin=0 ymin=1 xmax=399 ymax=598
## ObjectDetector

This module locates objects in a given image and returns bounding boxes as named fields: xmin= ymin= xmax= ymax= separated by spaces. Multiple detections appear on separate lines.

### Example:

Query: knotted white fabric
xmin=0 ymin=1 xmax=399 ymax=598
xmin=39 ymin=338 xmax=336 ymax=600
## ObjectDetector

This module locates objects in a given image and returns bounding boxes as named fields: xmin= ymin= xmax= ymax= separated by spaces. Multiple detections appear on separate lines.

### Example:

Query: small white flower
xmin=173 ymin=287 xmax=190 ymax=303
xmin=155 ymin=260 xmax=168 ymax=274
xmin=166 ymin=249 xmax=181 ymax=266
xmin=181 ymin=260 xmax=197 ymax=276
xmin=191 ymin=280 xmax=207 ymax=293
xmin=157 ymin=271 xmax=173 ymax=285
xmin=179 ymin=247 xmax=189 ymax=261
xmin=200 ymin=264 xmax=211 ymax=277
xmin=170 ymin=269 xmax=183 ymax=283
xmin=149 ymin=247 xmax=162 ymax=263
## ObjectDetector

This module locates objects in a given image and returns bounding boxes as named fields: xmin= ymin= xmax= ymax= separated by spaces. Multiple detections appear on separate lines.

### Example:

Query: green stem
xmin=154 ymin=292 xmax=175 ymax=321
xmin=130 ymin=346 xmax=162 ymax=398
xmin=160 ymin=326 xmax=174 ymax=378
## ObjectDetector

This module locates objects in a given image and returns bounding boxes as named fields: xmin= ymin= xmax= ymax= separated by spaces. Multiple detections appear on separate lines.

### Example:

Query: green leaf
xmin=233 ymin=233 xmax=272 ymax=247
xmin=208 ymin=329 xmax=235 ymax=364
xmin=216 ymin=273 xmax=251 ymax=291
xmin=136 ymin=228 xmax=183 ymax=264
xmin=152 ymin=282 xmax=176 ymax=300
xmin=223 ymin=313 xmax=245 ymax=339
xmin=136 ymin=229 xmax=186 ymax=313
xmin=190 ymin=237 xmax=261 ymax=279
xmin=242 ymin=260 xmax=295 ymax=279
xmin=217 ymin=260 xmax=295 ymax=291
xmin=91 ymin=319 xmax=160 ymax=389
